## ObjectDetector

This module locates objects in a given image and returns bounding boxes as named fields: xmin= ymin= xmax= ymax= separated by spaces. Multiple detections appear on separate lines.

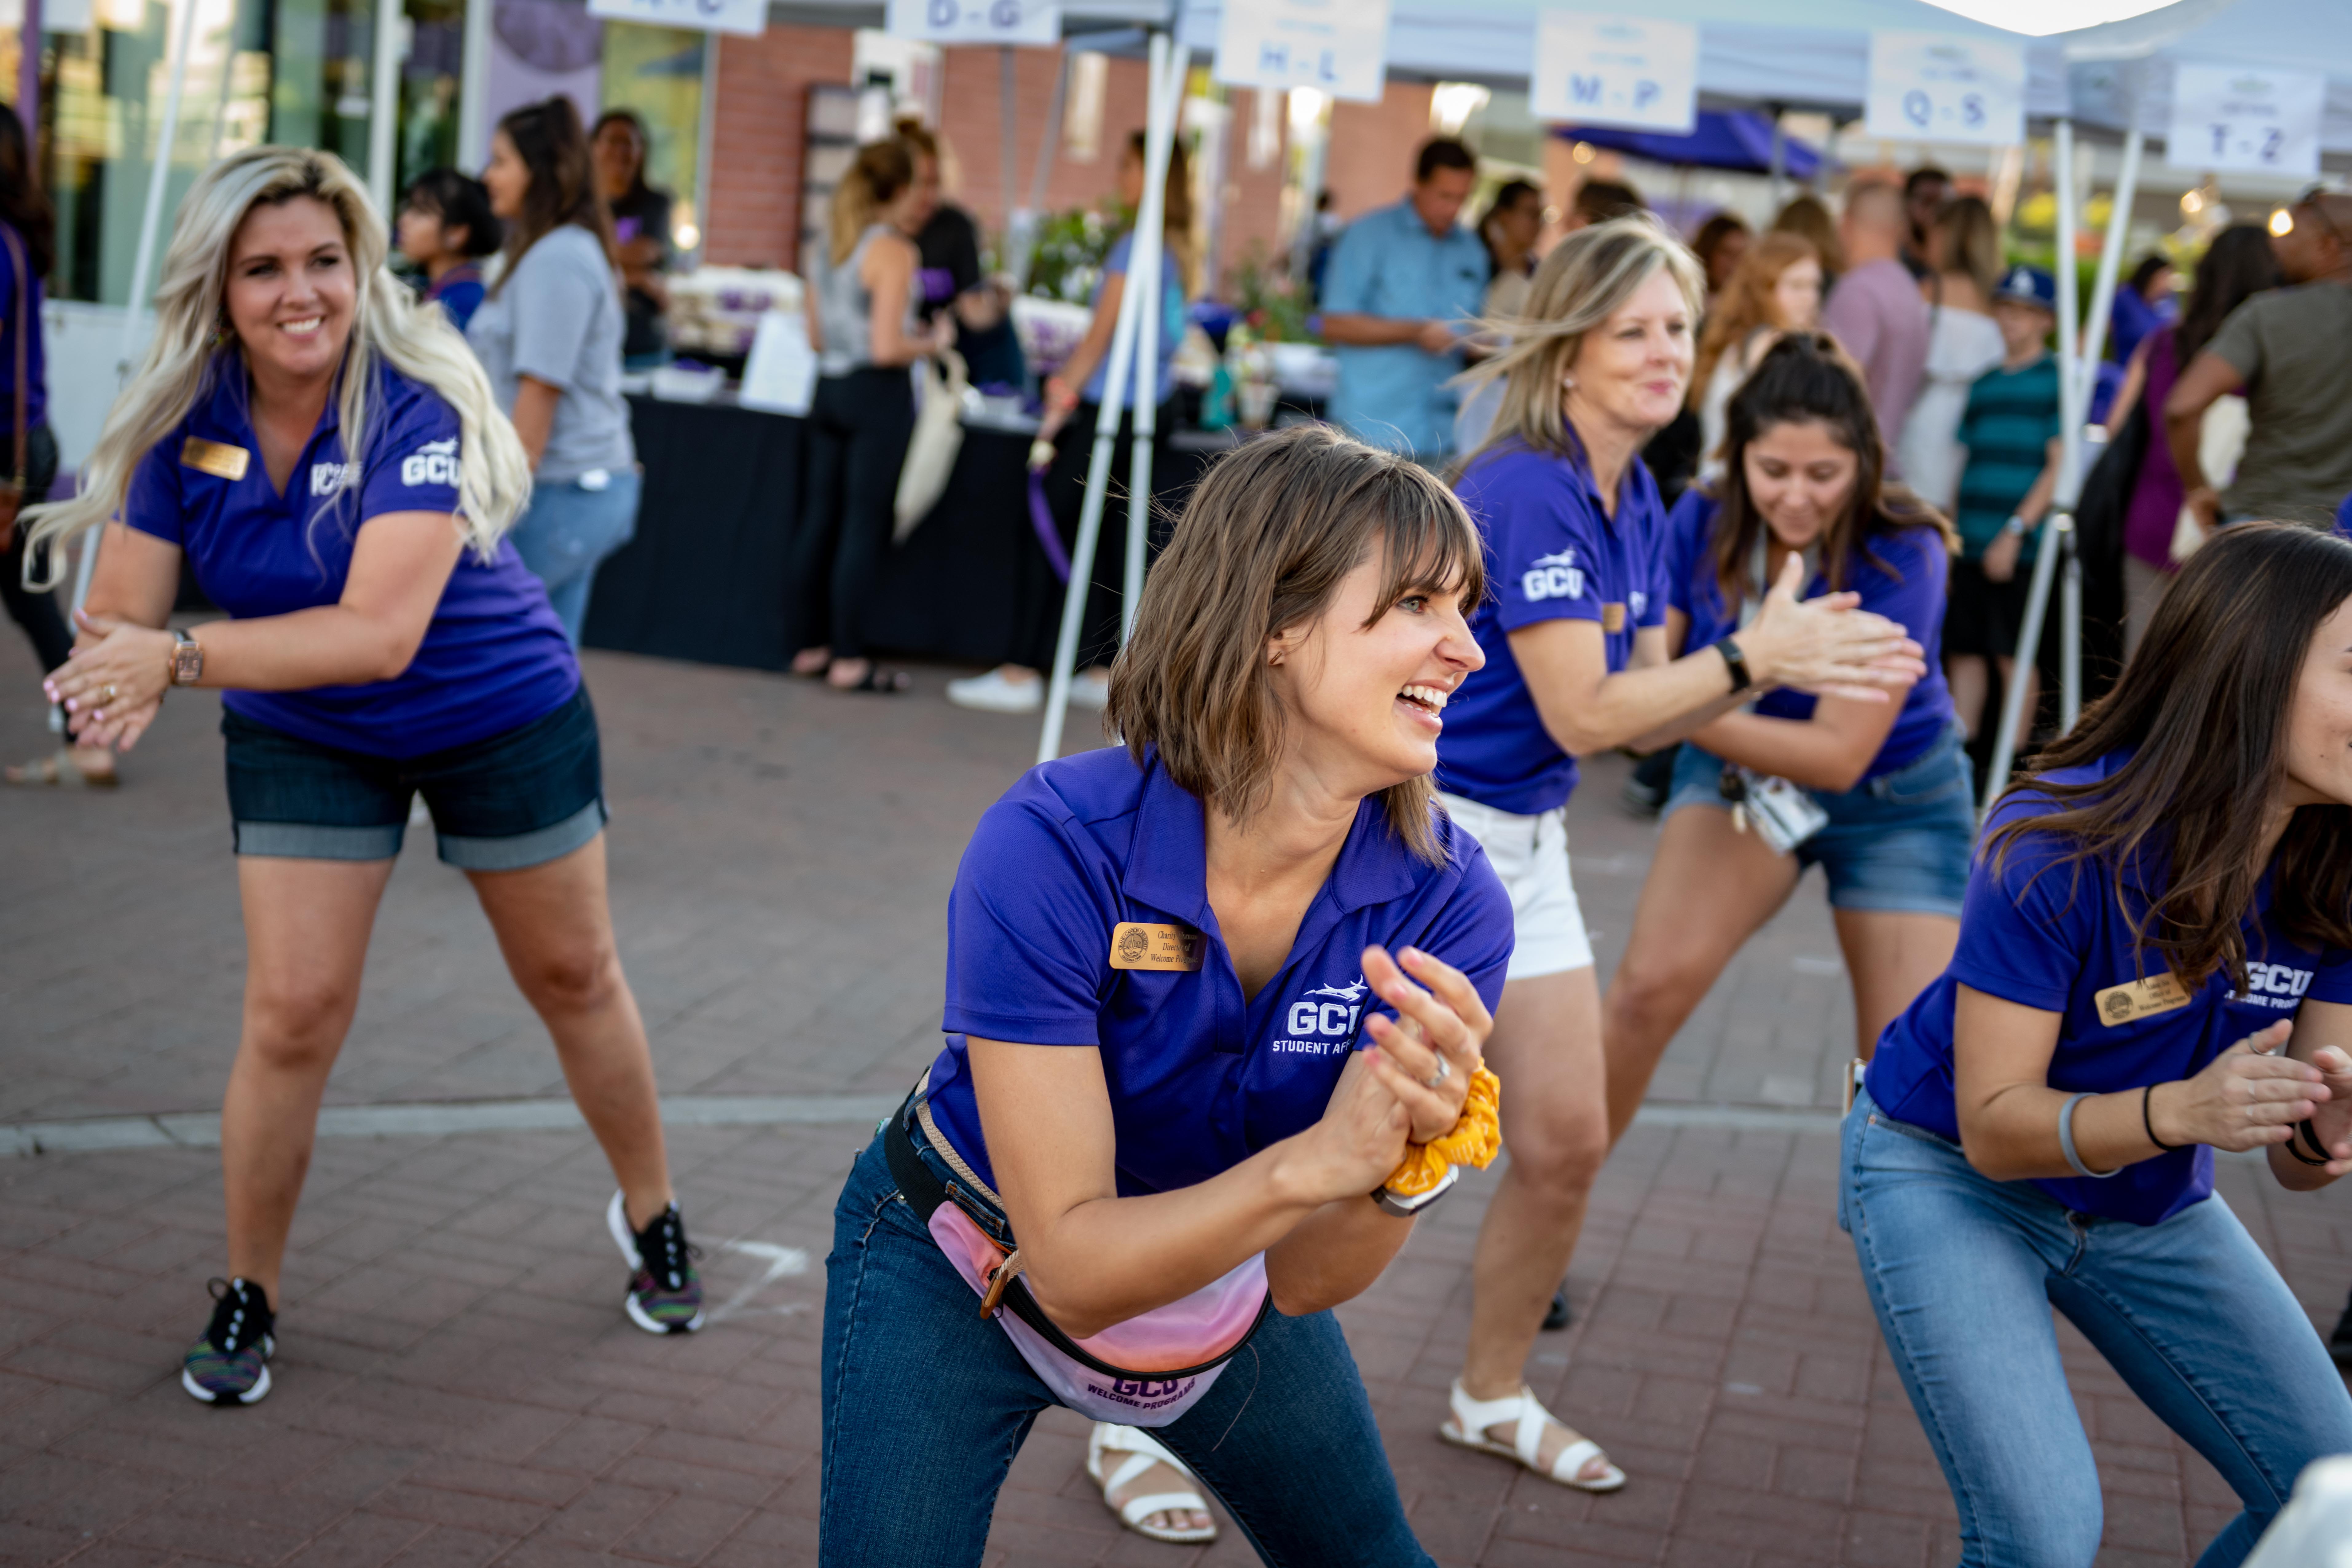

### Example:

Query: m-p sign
xmin=1531 ymin=12 xmax=1697 ymax=135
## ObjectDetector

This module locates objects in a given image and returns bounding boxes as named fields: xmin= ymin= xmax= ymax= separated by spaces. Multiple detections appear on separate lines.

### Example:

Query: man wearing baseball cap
xmin=1946 ymin=264 xmax=2062 ymax=758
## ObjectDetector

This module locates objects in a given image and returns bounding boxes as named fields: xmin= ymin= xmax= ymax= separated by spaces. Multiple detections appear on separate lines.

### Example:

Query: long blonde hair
xmin=23 ymin=146 xmax=529 ymax=585
xmin=1690 ymin=230 xmax=1818 ymax=411
xmin=1460 ymin=214 xmax=1706 ymax=467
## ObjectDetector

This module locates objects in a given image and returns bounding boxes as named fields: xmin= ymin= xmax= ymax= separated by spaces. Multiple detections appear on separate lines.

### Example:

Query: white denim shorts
xmin=1437 ymin=791 xmax=1594 ymax=980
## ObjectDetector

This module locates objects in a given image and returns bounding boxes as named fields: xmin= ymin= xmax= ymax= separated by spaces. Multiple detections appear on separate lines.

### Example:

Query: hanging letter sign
xmin=587 ymin=0 xmax=765 ymax=36
xmin=2166 ymin=65 xmax=2323 ymax=178
xmin=884 ymin=0 xmax=1060 ymax=46
xmin=1530 ymin=12 xmax=1697 ymax=135
xmin=1865 ymin=31 xmax=2024 ymax=147
xmin=1212 ymin=0 xmax=1392 ymax=106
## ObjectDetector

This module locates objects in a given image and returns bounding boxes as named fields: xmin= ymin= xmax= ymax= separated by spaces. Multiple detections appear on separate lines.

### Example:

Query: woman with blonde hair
xmin=1691 ymin=230 xmax=1822 ymax=476
xmin=29 ymin=146 xmax=704 ymax=1405
xmin=791 ymin=135 xmax=950 ymax=694
xmin=1430 ymin=215 xmax=1921 ymax=1491
xmin=1896 ymin=194 xmax=2006 ymax=512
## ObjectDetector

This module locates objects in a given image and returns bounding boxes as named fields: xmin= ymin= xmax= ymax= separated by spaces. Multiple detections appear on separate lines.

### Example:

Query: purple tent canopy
xmin=1554 ymin=110 xmax=1826 ymax=179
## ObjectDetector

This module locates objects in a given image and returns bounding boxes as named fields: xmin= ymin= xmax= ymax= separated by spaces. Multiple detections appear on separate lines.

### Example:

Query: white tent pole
xmin=367 ymin=0 xmax=403 ymax=218
xmin=82 ymin=0 xmax=203 ymax=622
xmin=1121 ymin=42 xmax=1186 ymax=644
xmin=1036 ymin=32 xmax=1166 ymax=766
xmin=2077 ymin=126 xmax=2142 ymax=418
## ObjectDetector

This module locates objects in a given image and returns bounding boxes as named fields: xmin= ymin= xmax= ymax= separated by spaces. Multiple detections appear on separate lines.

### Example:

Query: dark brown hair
xmin=0 ymin=103 xmax=55 ymax=278
xmin=1706 ymin=332 xmax=1955 ymax=609
xmin=1107 ymin=424 xmax=1485 ymax=864
xmin=2176 ymin=224 xmax=2279 ymax=364
xmin=492 ymin=96 xmax=616 ymax=295
xmin=1987 ymin=523 xmax=2352 ymax=989
xmin=830 ymin=138 xmax=915 ymax=266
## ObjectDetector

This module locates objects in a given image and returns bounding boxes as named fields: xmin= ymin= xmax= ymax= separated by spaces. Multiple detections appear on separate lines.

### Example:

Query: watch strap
xmin=1713 ymin=635 xmax=1752 ymax=694
xmin=1371 ymin=1162 xmax=1460 ymax=1218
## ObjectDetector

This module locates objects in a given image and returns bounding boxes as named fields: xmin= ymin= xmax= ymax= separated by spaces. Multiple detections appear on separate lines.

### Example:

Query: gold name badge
xmin=1109 ymin=922 xmax=1203 ymax=972
xmin=2094 ymin=972 xmax=2193 ymax=1027
xmin=1601 ymin=602 xmax=1627 ymax=633
xmin=180 ymin=438 xmax=250 ymax=480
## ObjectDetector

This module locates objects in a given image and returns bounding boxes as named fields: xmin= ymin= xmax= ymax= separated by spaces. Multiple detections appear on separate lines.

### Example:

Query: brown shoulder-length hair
xmin=1706 ymin=332 xmax=1956 ymax=611
xmin=1689 ymin=229 xmax=1815 ymax=413
xmin=491 ymin=96 xmax=617 ymax=296
xmin=1106 ymin=424 xmax=1485 ymax=864
xmin=1986 ymin=523 xmax=2352 ymax=990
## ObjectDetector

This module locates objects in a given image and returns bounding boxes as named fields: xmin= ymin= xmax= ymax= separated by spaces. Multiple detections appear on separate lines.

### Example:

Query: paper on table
xmin=738 ymin=309 xmax=818 ymax=417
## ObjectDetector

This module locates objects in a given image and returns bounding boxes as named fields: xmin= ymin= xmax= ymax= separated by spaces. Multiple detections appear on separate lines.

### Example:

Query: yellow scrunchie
xmin=1384 ymin=1066 xmax=1503 ymax=1196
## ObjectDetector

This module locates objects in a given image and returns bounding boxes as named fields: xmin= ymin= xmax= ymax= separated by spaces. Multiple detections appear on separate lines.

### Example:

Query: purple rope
xmin=1028 ymin=470 xmax=1071 ymax=583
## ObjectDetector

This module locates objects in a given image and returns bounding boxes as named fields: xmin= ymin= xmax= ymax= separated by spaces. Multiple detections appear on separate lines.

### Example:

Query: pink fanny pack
xmin=884 ymin=1091 xmax=1272 ymax=1428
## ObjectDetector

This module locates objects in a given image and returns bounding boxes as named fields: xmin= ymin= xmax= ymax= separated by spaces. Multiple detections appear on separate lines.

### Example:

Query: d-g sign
xmin=885 ymin=0 xmax=1060 ymax=46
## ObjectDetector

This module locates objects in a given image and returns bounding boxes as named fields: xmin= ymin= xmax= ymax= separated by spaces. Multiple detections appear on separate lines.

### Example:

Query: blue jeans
xmin=1840 ymin=1088 xmax=2352 ymax=1566
xmin=1665 ymin=722 xmax=1975 ymax=916
xmin=509 ymin=468 xmax=642 ymax=646
xmin=820 ymin=1129 xmax=1435 ymax=1567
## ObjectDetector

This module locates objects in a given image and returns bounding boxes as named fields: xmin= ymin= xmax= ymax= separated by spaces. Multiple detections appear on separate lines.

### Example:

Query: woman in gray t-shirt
xmin=472 ymin=96 xmax=638 ymax=645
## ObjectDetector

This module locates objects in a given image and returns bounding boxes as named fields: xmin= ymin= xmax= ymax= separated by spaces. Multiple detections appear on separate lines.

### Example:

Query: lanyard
xmin=1736 ymin=527 xmax=1818 ymax=633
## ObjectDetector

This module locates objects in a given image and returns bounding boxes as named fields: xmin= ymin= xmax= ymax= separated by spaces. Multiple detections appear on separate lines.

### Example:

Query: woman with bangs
xmin=822 ymin=425 xmax=1514 ymax=1564
xmin=1605 ymin=334 xmax=1968 ymax=1141
xmin=1849 ymin=523 xmax=2352 ymax=1565
xmin=1431 ymin=217 xmax=1923 ymax=1492
xmin=25 ymin=146 xmax=702 ymax=1407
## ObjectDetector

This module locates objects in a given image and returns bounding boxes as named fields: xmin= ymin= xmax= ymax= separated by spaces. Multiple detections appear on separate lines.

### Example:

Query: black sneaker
xmin=181 ymin=1277 xmax=274 ymax=1405
xmin=606 ymin=1191 xmax=705 ymax=1334
xmin=1542 ymin=1286 xmax=1573 ymax=1331
xmin=2329 ymin=1288 xmax=2352 ymax=1370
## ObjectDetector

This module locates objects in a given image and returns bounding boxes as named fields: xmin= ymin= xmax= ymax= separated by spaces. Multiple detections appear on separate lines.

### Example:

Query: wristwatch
xmin=1371 ymin=1163 xmax=1459 ymax=1219
xmin=1713 ymin=635 xmax=1753 ymax=694
xmin=169 ymin=628 xmax=203 ymax=686
xmin=2002 ymin=515 xmax=2030 ymax=538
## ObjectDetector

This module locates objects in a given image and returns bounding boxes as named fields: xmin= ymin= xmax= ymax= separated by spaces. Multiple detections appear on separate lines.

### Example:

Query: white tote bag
xmin=2171 ymin=393 xmax=2248 ymax=564
xmin=895 ymin=348 xmax=967 ymax=543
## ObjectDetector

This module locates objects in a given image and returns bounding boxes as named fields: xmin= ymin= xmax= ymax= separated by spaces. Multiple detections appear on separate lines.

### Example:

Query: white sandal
xmin=1438 ymin=1378 xmax=1627 ymax=1493
xmin=1085 ymin=1422 xmax=1218 ymax=1544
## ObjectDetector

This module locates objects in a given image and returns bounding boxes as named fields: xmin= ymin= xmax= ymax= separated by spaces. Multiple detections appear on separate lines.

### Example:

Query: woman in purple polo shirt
xmin=821 ymin=426 xmax=1512 ymax=1564
xmin=1850 ymin=523 xmax=2352 ymax=1566
xmin=1606 ymin=335 xmax=1966 ymax=1134
xmin=26 ymin=147 xmax=702 ymax=1406
xmin=1431 ymin=217 xmax=1923 ymax=1491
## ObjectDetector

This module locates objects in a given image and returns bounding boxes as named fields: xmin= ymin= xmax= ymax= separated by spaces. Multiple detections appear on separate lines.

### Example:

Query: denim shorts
xmin=221 ymin=687 xmax=607 ymax=870
xmin=1664 ymin=721 xmax=1975 ymax=916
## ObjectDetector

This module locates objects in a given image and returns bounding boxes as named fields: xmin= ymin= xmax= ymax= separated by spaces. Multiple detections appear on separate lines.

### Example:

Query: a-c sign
xmin=1530 ymin=11 xmax=1697 ymax=136
xmin=885 ymin=0 xmax=1060 ymax=47
xmin=586 ymin=0 xmax=765 ymax=36
xmin=1865 ymin=30 xmax=2024 ymax=148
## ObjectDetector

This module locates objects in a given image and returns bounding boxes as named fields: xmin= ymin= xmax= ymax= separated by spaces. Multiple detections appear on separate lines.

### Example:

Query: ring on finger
xmin=1424 ymin=1055 xmax=1450 ymax=1090
xmin=100 ymin=683 xmax=117 ymax=703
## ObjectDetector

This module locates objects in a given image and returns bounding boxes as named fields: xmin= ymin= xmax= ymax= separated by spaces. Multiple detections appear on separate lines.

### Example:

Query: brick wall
xmin=701 ymin=30 xmax=1448 ymax=288
xmin=702 ymin=23 xmax=856 ymax=271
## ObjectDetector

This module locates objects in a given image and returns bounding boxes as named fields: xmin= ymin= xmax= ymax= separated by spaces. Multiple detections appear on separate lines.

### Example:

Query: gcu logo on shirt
xmin=2238 ymin=962 xmax=2314 ymax=1011
xmin=1521 ymin=549 xmax=1586 ymax=604
xmin=401 ymin=437 xmax=460 ymax=488
xmin=309 ymin=462 xmax=358 ymax=497
xmin=1279 ymin=977 xmax=1367 ymax=1052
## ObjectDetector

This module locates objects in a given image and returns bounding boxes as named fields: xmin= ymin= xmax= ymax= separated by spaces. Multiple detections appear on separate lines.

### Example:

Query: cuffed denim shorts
xmin=1663 ymin=721 xmax=1974 ymax=917
xmin=221 ymin=687 xmax=607 ymax=871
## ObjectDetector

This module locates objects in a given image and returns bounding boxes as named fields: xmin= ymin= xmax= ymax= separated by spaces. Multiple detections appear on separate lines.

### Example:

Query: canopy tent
xmin=1552 ymin=111 xmax=1827 ymax=179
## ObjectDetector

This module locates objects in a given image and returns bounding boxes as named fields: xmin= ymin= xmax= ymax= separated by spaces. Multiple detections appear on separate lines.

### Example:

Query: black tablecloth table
xmin=584 ymin=395 xmax=1220 ymax=674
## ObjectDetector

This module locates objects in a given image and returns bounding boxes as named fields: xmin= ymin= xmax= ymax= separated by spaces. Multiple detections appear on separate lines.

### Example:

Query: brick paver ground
xmin=4 ymin=636 xmax=2348 ymax=1566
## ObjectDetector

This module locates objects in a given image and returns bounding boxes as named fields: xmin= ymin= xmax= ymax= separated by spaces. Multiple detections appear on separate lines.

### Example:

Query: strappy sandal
xmin=1438 ymin=1379 xmax=1626 ymax=1492
xmin=1086 ymin=1423 xmax=1217 ymax=1545
xmin=5 ymin=749 xmax=119 ymax=788
xmin=829 ymin=663 xmax=911 ymax=694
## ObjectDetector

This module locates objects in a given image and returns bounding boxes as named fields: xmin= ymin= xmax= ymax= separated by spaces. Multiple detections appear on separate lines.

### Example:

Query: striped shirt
xmin=1954 ymin=353 xmax=2059 ymax=559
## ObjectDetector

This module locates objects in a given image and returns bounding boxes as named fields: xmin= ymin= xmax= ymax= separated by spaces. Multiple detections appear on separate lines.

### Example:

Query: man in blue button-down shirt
xmin=1321 ymin=138 xmax=1492 ymax=463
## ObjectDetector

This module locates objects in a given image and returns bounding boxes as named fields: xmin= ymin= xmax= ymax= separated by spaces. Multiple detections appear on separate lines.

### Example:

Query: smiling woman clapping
xmin=22 ymin=147 xmax=704 ymax=1406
